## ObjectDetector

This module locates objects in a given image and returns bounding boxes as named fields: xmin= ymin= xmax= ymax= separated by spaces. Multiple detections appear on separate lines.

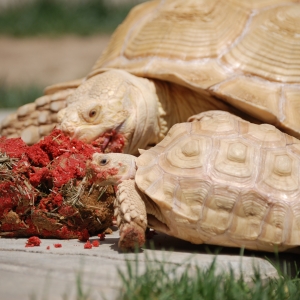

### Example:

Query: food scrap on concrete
xmin=25 ymin=236 xmax=41 ymax=247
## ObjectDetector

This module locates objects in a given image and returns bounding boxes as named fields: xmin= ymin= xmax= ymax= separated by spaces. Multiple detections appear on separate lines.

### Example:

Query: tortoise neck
xmin=117 ymin=72 xmax=162 ymax=154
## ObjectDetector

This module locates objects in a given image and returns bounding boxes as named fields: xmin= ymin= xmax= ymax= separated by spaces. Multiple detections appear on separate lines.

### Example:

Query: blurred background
xmin=0 ymin=0 xmax=146 ymax=110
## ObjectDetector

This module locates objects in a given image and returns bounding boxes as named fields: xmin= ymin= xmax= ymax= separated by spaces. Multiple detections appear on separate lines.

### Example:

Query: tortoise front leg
xmin=115 ymin=179 xmax=147 ymax=250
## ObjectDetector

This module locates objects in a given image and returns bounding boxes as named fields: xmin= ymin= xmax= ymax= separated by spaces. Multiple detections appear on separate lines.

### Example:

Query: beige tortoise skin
xmin=1 ymin=0 xmax=300 ymax=155
xmin=88 ymin=111 xmax=300 ymax=252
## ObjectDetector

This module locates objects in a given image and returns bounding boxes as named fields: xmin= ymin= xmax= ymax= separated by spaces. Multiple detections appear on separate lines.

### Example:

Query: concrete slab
xmin=0 ymin=228 xmax=289 ymax=300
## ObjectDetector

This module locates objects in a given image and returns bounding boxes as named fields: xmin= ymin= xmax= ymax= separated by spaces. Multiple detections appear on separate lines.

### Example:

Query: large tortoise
xmin=88 ymin=111 xmax=300 ymax=252
xmin=1 ymin=0 xmax=300 ymax=155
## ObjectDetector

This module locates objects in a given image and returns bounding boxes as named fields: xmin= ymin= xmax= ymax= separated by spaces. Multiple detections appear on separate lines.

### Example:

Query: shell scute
xmin=212 ymin=77 xmax=281 ymax=124
xmin=155 ymin=122 xmax=191 ymax=149
xmin=282 ymin=86 xmax=300 ymax=137
xmin=221 ymin=5 xmax=300 ymax=83
xmin=289 ymin=203 xmax=300 ymax=245
xmin=190 ymin=110 xmax=239 ymax=136
xmin=135 ymin=163 xmax=163 ymax=194
xmin=136 ymin=147 xmax=160 ymax=167
xmin=241 ymin=122 xmax=286 ymax=148
xmin=159 ymin=135 xmax=212 ymax=177
xmin=211 ymin=138 xmax=257 ymax=185
xmin=259 ymin=201 xmax=290 ymax=246
xmin=141 ymin=173 xmax=178 ymax=211
xmin=200 ymin=185 xmax=239 ymax=236
xmin=288 ymin=141 xmax=300 ymax=156
xmin=229 ymin=191 xmax=269 ymax=241
xmin=173 ymin=179 xmax=211 ymax=223
xmin=257 ymin=150 xmax=299 ymax=195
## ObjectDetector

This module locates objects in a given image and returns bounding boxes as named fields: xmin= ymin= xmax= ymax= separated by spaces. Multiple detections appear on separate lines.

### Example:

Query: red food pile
xmin=0 ymin=129 xmax=114 ymax=239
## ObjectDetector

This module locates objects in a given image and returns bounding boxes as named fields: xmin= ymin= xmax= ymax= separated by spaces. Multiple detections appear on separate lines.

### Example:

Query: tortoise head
xmin=87 ymin=153 xmax=137 ymax=186
xmin=57 ymin=69 xmax=160 ymax=155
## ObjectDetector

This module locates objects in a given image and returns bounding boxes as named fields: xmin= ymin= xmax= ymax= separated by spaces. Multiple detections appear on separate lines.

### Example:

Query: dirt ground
xmin=0 ymin=35 xmax=111 ymax=88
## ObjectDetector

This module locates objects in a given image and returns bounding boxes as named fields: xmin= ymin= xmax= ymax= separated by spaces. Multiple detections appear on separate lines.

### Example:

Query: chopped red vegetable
xmin=92 ymin=240 xmax=100 ymax=247
xmin=84 ymin=240 xmax=93 ymax=249
xmin=25 ymin=236 xmax=41 ymax=247
xmin=98 ymin=233 xmax=106 ymax=241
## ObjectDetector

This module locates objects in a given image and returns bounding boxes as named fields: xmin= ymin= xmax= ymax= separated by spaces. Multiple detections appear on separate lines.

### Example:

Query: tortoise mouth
xmin=91 ymin=124 xmax=126 ymax=153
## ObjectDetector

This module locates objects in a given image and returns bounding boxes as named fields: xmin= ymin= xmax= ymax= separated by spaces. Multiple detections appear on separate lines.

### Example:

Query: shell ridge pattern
xmin=220 ymin=3 xmax=300 ymax=83
xmin=255 ymin=197 xmax=272 ymax=242
xmin=251 ymin=146 xmax=264 ymax=187
xmin=162 ymin=131 xmax=193 ymax=153
xmin=216 ymin=8 xmax=256 ymax=62
xmin=137 ymin=163 xmax=165 ymax=199
xmin=121 ymin=0 xmax=171 ymax=74
xmin=199 ymin=181 xmax=212 ymax=227
xmin=191 ymin=180 xmax=213 ymax=236
xmin=199 ymin=184 xmax=239 ymax=237
xmin=143 ymin=5 xmax=179 ymax=74
xmin=209 ymin=74 xmax=300 ymax=99
xmin=196 ymin=183 xmax=213 ymax=238
xmin=232 ymin=189 xmax=271 ymax=243
xmin=278 ymin=85 xmax=286 ymax=122
xmin=194 ymin=134 xmax=214 ymax=178
xmin=210 ymin=137 xmax=259 ymax=186
xmin=257 ymin=148 xmax=300 ymax=197
xmin=176 ymin=178 xmax=212 ymax=224
xmin=172 ymin=179 xmax=183 ymax=222
xmin=164 ymin=135 xmax=211 ymax=177
xmin=236 ymin=121 xmax=263 ymax=187
xmin=260 ymin=201 xmax=290 ymax=245
xmin=222 ymin=185 xmax=241 ymax=236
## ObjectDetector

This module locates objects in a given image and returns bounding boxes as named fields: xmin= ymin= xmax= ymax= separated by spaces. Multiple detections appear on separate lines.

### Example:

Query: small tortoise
xmin=1 ymin=0 xmax=300 ymax=155
xmin=88 ymin=111 xmax=300 ymax=252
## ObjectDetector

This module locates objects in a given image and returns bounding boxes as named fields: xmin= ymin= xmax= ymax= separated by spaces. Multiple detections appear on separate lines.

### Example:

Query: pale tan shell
xmin=2 ymin=0 xmax=300 ymax=143
xmin=92 ymin=0 xmax=300 ymax=138
xmin=136 ymin=111 xmax=300 ymax=252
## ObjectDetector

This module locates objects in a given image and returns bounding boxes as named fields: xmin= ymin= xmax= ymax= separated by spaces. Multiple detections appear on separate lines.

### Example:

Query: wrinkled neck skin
xmin=153 ymin=80 xmax=234 ymax=139
xmin=121 ymin=72 xmax=161 ymax=155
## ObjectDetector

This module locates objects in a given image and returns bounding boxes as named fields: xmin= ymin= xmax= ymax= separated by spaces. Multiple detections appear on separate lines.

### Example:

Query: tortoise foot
xmin=118 ymin=223 xmax=145 ymax=251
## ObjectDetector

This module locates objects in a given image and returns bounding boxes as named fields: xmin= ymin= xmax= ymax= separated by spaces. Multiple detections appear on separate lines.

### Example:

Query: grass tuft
xmin=118 ymin=253 xmax=300 ymax=300
xmin=0 ymin=0 xmax=136 ymax=37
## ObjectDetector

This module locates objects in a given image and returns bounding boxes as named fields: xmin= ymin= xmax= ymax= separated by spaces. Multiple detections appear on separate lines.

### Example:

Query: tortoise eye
xmin=100 ymin=158 xmax=108 ymax=166
xmin=89 ymin=109 xmax=97 ymax=118
xmin=83 ymin=105 xmax=101 ymax=122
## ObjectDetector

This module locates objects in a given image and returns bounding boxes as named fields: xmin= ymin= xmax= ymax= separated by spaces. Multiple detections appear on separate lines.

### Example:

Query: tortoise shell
xmin=91 ymin=0 xmax=300 ymax=138
xmin=135 ymin=111 xmax=300 ymax=252
xmin=2 ymin=0 xmax=300 ymax=145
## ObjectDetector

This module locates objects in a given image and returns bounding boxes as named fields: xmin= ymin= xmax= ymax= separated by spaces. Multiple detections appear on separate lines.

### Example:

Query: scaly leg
xmin=114 ymin=179 xmax=147 ymax=250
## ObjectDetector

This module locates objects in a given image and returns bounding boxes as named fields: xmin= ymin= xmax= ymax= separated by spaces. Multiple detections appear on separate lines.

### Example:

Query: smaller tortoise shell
xmin=136 ymin=111 xmax=300 ymax=252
